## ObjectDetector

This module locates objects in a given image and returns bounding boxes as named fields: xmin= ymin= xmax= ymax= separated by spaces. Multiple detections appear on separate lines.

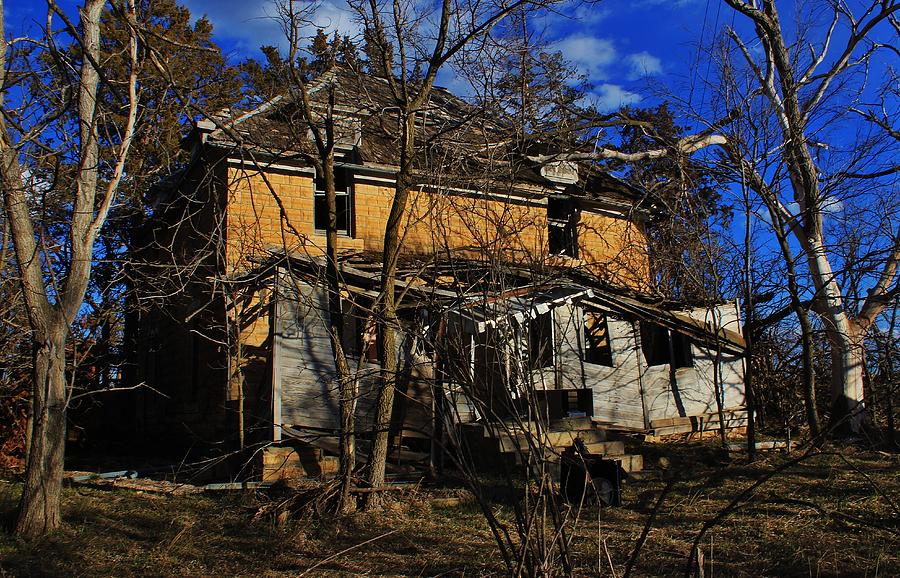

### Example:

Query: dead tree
xmin=274 ymin=1 xmax=360 ymax=513
xmin=0 ymin=0 xmax=140 ymax=537
xmin=527 ymin=1 xmax=900 ymax=436
xmin=349 ymin=0 xmax=564 ymax=510
xmin=718 ymin=0 xmax=900 ymax=434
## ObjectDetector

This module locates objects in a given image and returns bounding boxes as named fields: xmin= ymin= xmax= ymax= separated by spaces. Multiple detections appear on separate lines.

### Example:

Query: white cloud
xmin=626 ymin=51 xmax=662 ymax=80
xmin=553 ymin=34 xmax=617 ymax=82
xmin=592 ymin=83 xmax=642 ymax=112
xmin=570 ymin=4 xmax=612 ymax=25
xmin=822 ymin=197 xmax=844 ymax=215
xmin=182 ymin=0 xmax=360 ymax=55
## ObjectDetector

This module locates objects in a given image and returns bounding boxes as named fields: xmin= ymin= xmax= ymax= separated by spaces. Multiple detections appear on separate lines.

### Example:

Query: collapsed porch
xmin=230 ymin=251 xmax=747 ymax=480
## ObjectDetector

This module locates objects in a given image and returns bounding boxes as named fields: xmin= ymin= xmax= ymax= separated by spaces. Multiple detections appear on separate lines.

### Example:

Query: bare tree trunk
xmin=366 ymin=115 xmax=415 ymax=510
xmin=796 ymin=307 xmax=821 ymax=438
xmin=15 ymin=327 xmax=67 ymax=538
xmin=827 ymin=320 xmax=867 ymax=435
xmin=317 ymin=94 xmax=357 ymax=512
xmin=0 ymin=0 xmax=138 ymax=538
xmin=335 ymin=343 xmax=355 ymax=513
xmin=231 ymin=294 xmax=245 ymax=450
xmin=280 ymin=38 xmax=356 ymax=511
xmin=741 ymin=183 xmax=757 ymax=459
xmin=763 ymin=189 xmax=822 ymax=438
xmin=886 ymin=303 xmax=898 ymax=446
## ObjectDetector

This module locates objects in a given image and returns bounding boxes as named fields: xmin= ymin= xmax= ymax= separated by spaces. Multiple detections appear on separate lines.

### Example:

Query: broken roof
xmin=231 ymin=250 xmax=745 ymax=353
xmin=187 ymin=64 xmax=649 ymax=209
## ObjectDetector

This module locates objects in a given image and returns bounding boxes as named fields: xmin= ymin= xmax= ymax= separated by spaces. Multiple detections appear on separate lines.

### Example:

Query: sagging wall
xmin=639 ymin=303 xmax=745 ymax=423
xmin=451 ymin=299 xmax=744 ymax=432
xmin=274 ymin=278 xmax=372 ymax=436
xmin=553 ymin=303 xmax=646 ymax=430
xmin=272 ymin=276 xmax=438 ymax=438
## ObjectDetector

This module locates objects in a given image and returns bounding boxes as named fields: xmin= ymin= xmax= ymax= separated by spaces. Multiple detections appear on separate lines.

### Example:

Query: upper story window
xmin=547 ymin=197 xmax=579 ymax=258
xmin=314 ymin=167 xmax=352 ymax=236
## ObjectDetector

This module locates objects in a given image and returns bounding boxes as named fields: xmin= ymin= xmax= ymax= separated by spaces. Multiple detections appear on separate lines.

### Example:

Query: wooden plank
xmin=583 ymin=441 xmax=625 ymax=456
xmin=614 ymin=454 xmax=643 ymax=473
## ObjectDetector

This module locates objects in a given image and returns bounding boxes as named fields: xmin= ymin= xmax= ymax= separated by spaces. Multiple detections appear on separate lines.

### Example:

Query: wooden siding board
xmin=587 ymin=317 xmax=646 ymax=429
xmin=275 ymin=278 xmax=381 ymax=434
xmin=556 ymin=304 xmax=645 ymax=429
xmin=641 ymin=303 xmax=746 ymax=423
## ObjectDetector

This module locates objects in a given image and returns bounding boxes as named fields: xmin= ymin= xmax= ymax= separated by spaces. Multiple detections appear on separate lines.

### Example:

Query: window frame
xmin=547 ymin=197 xmax=579 ymax=258
xmin=314 ymin=167 xmax=353 ymax=237
xmin=583 ymin=310 xmax=614 ymax=367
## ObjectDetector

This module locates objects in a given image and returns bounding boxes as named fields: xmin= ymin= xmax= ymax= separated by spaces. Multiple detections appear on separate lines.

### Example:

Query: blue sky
xmin=1 ymin=0 xmax=720 ymax=113
xmin=174 ymin=0 xmax=714 ymax=111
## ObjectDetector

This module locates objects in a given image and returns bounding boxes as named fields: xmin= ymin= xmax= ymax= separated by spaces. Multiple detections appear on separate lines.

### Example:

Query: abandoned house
xmin=124 ymin=65 xmax=746 ymax=479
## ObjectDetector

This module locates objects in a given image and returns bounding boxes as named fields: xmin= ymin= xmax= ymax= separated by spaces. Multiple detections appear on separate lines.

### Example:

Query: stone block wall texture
xmin=224 ymin=167 xmax=650 ymax=284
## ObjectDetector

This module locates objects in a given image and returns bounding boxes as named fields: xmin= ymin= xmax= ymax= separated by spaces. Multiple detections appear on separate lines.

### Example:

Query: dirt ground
xmin=1 ymin=441 xmax=898 ymax=577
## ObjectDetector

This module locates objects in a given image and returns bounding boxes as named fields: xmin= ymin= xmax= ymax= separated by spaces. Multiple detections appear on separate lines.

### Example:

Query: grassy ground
xmin=0 ymin=442 xmax=898 ymax=577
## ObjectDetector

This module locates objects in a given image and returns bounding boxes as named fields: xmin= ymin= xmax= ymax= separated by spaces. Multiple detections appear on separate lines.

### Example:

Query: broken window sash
xmin=584 ymin=311 xmax=613 ymax=367
xmin=547 ymin=197 xmax=579 ymax=258
xmin=314 ymin=167 xmax=352 ymax=236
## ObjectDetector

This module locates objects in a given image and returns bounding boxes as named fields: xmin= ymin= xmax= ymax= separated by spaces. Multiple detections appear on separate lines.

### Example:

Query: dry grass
xmin=0 ymin=442 xmax=898 ymax=577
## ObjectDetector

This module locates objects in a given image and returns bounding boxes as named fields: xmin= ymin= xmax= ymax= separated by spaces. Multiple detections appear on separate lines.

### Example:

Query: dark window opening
xmin=528 ymin=312 xmax=554 ymax=370
xmin=314 ymin=167 xmax=352 ymax=236
xmin=340 ymin=296 xmax=378 ymax=363
xmin=548 ymin=197 xmax=579 ymax=257
xmin=640 ymin=322 xmax=670 ymax=367
xmin=584 ymin=311 xmax=613 ymax=367
xmin=447 ymin=332 xmax=473 ymax=383
xmin=671 ymin=331 xmax=693 ymax=369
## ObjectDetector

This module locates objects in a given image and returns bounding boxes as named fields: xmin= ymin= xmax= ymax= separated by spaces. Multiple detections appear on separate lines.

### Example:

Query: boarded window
xmin=528 ymin=312 xmax=554 ymax=370
xmin=584 ymin=311 xmax=613 ymax=367
xmin=671 ymin=331 xmax=693 ymax=369
xmin=314 ymin=167 xmax=352 ymax=236
xmin=548 ymin=197 xmax=578 ymax=257
xmin=640 ymin=322 xmax=670 ymax=367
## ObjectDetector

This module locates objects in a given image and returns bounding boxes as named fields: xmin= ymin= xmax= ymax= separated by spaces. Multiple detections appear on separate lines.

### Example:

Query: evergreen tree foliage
xmin=616 ymin=104 xmax=731 ymax=301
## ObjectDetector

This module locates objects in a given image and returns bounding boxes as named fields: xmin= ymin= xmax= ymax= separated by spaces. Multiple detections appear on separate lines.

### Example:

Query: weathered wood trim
xmin=633 ymin=319 xmax=651 ymax=430
xmin=272 ymin=274 xmax=283 ymax=442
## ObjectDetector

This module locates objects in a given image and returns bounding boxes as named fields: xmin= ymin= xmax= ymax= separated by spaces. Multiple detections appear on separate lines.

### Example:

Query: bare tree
xmin=717 ymin=0 xmax=900 ymax=434
xmin=274 ymin=3 xmax=362 ymax=513
xmin=0 ymin=0 xmax=154 ymax=537
xmin=348 ymin=0 xmax=564 ymax=509
xmin=527 ymin=1 xmax=900 ymax=436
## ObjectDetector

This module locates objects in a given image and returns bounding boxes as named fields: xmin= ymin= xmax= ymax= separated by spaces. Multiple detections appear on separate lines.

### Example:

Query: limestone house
xmin=126 ymin=65 xmax=746 ymax=476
